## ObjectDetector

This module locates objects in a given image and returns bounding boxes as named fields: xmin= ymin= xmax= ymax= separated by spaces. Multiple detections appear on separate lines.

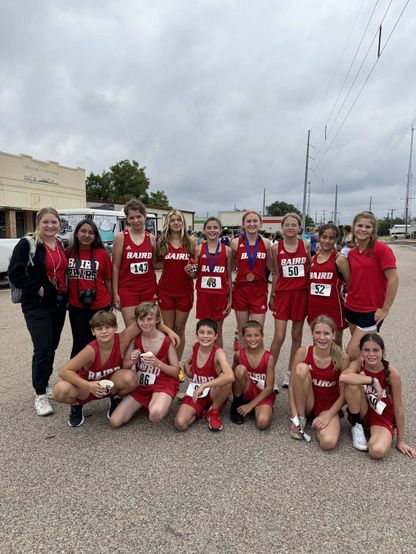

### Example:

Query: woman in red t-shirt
xmin=112 ymin=199 xmax=158 ymax=327
xmin=345 ymin=211 xmax=398 ymax=360
xmin=157 ymin=209 xmax=196 ymax=362
xmin=67 ymin=219 xmax=112 ymax=357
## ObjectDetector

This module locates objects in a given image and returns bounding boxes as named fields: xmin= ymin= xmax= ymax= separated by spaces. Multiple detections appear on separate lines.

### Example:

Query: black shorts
xmin=345 ymin=308 xmax=383 ymax=332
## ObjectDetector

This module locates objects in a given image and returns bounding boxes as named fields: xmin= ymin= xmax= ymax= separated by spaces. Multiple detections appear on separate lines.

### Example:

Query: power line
xmin=314 ymin=0 xmax=411 ymax=171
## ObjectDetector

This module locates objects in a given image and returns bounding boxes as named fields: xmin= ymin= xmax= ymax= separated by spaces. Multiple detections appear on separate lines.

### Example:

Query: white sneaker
xmin=282 ymin=368 xmax=291 ymax=389
xmin=351 ymin=423 xmax=368 ymax=451
xmin=45 ymin=385 xmax=54 ymax=399
xmin=34 ymin=394 xmax=54 ymax=416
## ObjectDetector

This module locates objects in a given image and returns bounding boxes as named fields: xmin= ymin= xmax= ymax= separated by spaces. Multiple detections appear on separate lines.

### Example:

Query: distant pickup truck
xmin=0 ymin=238 xmax=20 ymax=284
xmin=389 ymin=224 xmax=416 ymax=240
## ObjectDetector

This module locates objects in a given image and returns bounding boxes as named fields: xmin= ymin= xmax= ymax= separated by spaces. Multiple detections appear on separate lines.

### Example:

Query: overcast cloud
xmin=1 ymin=0 xmax=415 ymax=223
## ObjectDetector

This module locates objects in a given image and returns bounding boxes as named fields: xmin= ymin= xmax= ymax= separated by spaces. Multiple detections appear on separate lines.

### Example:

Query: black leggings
xmin=68 ymin=304 xmax=111 ymax=358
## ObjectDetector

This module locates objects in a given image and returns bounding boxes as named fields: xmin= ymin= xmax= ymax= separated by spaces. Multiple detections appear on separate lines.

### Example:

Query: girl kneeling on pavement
xmin=110 ymin=302 xmax=180 ymax=427
xmin=340 ymin=333 xmax=416 ymax=459
xmin=174 ymin=319 xmax=234 ymax=432
xmin=230 ymin=320 xmax=276 ymax=430
xmin=289 ymin=315 xmax=349 ymax=449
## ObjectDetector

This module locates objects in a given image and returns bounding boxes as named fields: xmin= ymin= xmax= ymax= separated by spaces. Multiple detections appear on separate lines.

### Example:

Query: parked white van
xmin=389 ymin=224 xmax=416 ymax=240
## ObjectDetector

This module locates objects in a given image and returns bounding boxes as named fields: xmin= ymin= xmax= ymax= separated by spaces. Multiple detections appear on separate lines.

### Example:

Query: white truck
xmin=389 ymin=224 xmax=416 ymax=240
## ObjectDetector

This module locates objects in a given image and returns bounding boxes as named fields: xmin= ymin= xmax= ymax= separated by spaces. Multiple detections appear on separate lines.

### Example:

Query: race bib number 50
xmin=282 ymin=265 xmax=305 ymax=278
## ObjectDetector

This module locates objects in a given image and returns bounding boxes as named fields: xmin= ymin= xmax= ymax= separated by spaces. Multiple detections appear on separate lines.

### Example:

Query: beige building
xmin=0 ymin=150 xmax=85 ymax=238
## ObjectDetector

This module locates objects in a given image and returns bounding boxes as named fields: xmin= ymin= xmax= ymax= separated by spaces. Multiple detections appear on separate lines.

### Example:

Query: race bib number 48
xmin=130 ymin=262 xmax=149 ymax=275
xmin=201 ymin=276 xmax=222 ymax=289
xmin=282 ymin=265 xmax=305 ymax=278
xmin=310 ymin=283 xmax=331 ymax=297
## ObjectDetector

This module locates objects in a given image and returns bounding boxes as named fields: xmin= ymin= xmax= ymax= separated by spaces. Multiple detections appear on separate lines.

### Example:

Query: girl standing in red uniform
xmin=340 ymin=334 xmax=416 ymax=459
xmin=270 ymin=213 xmax=310 ymax=388
xmin=307 ymin=224 xmax=350 ymax=346
xmin=110 ymin=302 xmax=180 ymax=428
xmin=289 ymin=315 xmax=349 ymax=449
xmin=195 ymin=217 xmax=232 ymax=347
xmin=231 ymin=211 xmax=272 ymax=346
xmin=157 ymin=209 xmax=196 ymax=362
xmin=345 ymin=211 xmax=398 ymax=360
xmin=67 ymin=219 xmax=112 ymax=357
xmin=112 ymin=199 xmax=158 ymax=327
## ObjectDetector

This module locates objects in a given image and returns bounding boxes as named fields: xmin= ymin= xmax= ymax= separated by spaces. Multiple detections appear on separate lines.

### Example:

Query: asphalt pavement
xmin=1 ymin=244 xmax=415 ymax=554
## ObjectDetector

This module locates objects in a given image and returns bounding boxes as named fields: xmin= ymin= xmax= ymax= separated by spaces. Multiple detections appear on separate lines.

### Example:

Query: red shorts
xmin=181 ymin=392 xmax=213 ymax=417
xmin=232 ymin=283 xmax=268 ymax=314
xmin=273 ymin=289 xmax=307 ymax=321
xmin=158 ymin=291 xmax=193 ymax=312
xmin=242 ymin=379 xmax=276 ymax=408
xmin=129 ymin=380 xmax=179 ymax=408
xmin=119 ymin=284 xmax=158 ymax=309
xmin=196 ymin=292 xmax=229 ymax=321
xmin=363 ymin=407 xmax=395 ymax=436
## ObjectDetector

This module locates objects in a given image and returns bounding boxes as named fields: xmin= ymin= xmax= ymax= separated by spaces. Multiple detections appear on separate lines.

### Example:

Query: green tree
xmin=267 ymin=201 xmax=314 ymax=227
xmin=107 ymin=160 xmax=150 ymax=203
xmin=377 ymin=216 xmax=404 ymax=236
xmin=149 ymin=190 xmax=170 ymax=208
xmin=86 ymin=171 xmax=111 ymax=201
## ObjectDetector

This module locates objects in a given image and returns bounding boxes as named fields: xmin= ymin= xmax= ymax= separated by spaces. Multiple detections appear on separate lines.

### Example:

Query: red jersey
xmin=44 ymin=241 xmax=68 ymax=292
xmin=190 ymin=343 xmax=220 ymax=384
xmin=235 ymin=235 xmax=268 ymax=288
xmin=305 ymin=345 xmax=340 ymax=415
xmin=346 ymin=241 xmax=396 ymax=312
xmin=133 ymin=333 xmax=177 ymax=390
xmin=79 ymin=333 xmax=121 ymax=381
xmin=67 ymin=247 xmax=112 ymax=309
xmin=359 ymin=365 xmax=394 ymax=421
xmin=119 ymin=229 xmax=157 ymax=292
xmin=196 ymin=242 xmax=229 ymax=295
xmin=239 ymin=348 xmax=271 ymax=391
xmin=274 ymin=239 xmax=308 ymax=291
xmin=308 ymin=251 xmax=346 ymax=328
xmin=158 ymin=244 xmax=194 ymax=296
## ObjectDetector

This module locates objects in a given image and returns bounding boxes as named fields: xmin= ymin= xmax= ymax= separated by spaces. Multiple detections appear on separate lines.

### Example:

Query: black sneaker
xmin=230 ymin=400 xmax=245 ymax=425
xmin=107 ymin=396 xmax=122 ymax=420
xmin=68 ymin=404 xmax=84 ymax=427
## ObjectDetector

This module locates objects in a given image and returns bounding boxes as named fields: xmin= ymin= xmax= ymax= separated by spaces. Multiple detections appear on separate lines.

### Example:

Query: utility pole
xmin=405 ymin=125 xmax=414 ymax=237
xmin=302 ymin=130 xmax=311 ymax=231
xmin=369 ymin=196 xmax=372 ymax=212
xmin=334 ymin=185 xmax=338 ymax=226
xmin=262 ymin=188 xmax=266 ymax=216
xmin=307 ymin=181 xmax=311 ymax=217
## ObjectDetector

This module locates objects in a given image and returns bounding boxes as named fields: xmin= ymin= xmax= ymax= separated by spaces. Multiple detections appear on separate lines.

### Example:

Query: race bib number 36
xmin=282 ymin=265 xmax=305 ymax=278
xmin=130 ymin=262 xmax=149 ymax=275
xmin=310 ymin=283 xmax=331 ymax=297
xmin=185 ymin=381 xmax=210 ymax=398
xmin=201 ymin=276 xmax=222 ymax=289
xmin=137 ymin=371 xmax=156 ymax=386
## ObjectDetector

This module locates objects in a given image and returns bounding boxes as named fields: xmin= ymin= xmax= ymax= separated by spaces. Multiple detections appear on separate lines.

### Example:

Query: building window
xmin=0 ymin=211 xmax=5 ymax=238
xmin=16 ymin=211 xmax=25 ymax=237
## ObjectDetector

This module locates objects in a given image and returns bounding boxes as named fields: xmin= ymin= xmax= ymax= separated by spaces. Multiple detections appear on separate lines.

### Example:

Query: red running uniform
xmin=232 ymin=236 xmax=268 ymax=314
xmin=305 ymin=345 xmax=340 ymax=416
xmin=78 ymin=333 xmax=122 ymax=404
xmin=181 ymin=343 xmax=220 ymax=417
xmin=67 ymin=247 xmax=112 ymax=310
xmin=130 ymin=334 xmax=179 ymax=407
xmin=196 ymin=242 xmax=229 ymax=320
xmin=158 ymin=244 xmax=194 ymax=311
xmin=239 ymin=349 xmax=276 ymax=407
xmin=307 ymin=251 xmax=347 ymax=329
xmin=360 ymin=365 xmax=395 ymax=435
xmin=118 ymin=230 xmax=158 ymax=308
xmin=274 ymin=239 xmax=308 ymax=291
xmin=346 ymin=241 xmax=396 ymax=313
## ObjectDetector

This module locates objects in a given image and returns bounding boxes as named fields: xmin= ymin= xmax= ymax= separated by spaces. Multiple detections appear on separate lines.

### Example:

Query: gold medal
xmin=246 ymin=272 xmax=255 ymax=282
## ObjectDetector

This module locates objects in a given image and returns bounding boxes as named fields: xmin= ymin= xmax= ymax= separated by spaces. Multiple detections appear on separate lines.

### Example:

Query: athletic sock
xmin=348 ymin=409 xmax=361 ymax=426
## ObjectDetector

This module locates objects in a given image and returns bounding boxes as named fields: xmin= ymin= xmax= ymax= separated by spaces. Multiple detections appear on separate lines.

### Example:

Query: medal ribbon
xmin=206 ymin=242 xmax=220 ymax=273
xmin=244 ymin=234 xmax=259 ymax=270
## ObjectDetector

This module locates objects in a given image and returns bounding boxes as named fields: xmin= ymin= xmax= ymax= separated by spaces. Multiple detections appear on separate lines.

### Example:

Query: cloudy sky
xmin=1 ymin=0 xmax=415 ymax=223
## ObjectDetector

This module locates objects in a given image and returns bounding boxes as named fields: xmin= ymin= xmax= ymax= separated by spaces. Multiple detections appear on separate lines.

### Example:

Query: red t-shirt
xmin=346 ymin=241 xmax=396 ymax=312
xmin=44 ymin=241 xmax=68 ymax=292
xmin=67 ymin=247 xmax=112 ymax=309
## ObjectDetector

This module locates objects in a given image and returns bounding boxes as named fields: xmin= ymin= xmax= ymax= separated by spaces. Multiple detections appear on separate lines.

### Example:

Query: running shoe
xmin=207 ymin=407 xmax=223 ymax=432
xmin=290 ymin=416 xmax=307 ymax=440
xmin=282 ymin=368 xmax=291 ymax=389
xmin=230 ymin=400 xmax=244 ymax=425
xmin=68 ymin=404 xmax=84 ymax=427
xmin=34 ymin=394 xmax=54 ymax=416
xmin=45 ymin=385 xmax=54 ymax=399
xmin=107 ymin=396 xmax=122 ymax=419
xmin=351 ymin=423 xmax=368 ymax=451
